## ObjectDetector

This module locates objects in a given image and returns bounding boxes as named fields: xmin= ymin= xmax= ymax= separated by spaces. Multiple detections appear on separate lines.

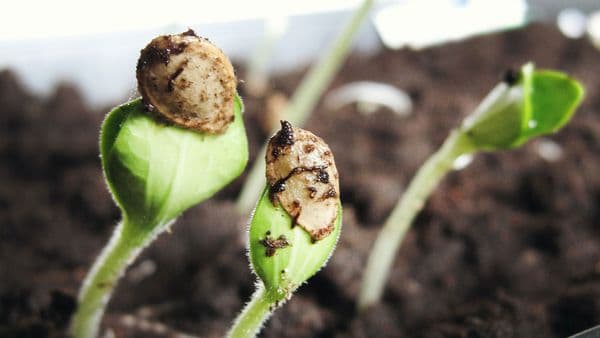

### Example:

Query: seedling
xmin=70 ymin=30 xmax=248 ymax=338
xmin=227 ymin=121 xmax=342 ymax=338
xmin=358 ymin=63 xmax=584 ymax=309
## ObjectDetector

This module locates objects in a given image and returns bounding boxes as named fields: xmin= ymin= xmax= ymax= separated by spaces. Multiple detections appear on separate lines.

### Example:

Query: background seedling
xmin=236 ymin=0 xmax=374 ymax=213
xmin=227 ymin=122 xmax=341 ymax=338
xmin=245 ymin=15 xmax=289 ymax=98
xmin=70 ymin=31 xmax=248 ymax=338
xmin=358 ymin=63 xmax=584 ymax=310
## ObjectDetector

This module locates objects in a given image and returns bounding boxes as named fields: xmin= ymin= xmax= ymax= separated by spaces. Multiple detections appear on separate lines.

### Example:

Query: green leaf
xmin=100 ymin=94 xmax=248 ymax=230
xmin=249 ymin=188 xmax=342 ymax=302
xmin=462 ymin=64 xmax=584 ymax=151
xmin=461 ymin=83 xmax=524 ymax=149
xmin=516 ymin=69 xmax=585 ymax=145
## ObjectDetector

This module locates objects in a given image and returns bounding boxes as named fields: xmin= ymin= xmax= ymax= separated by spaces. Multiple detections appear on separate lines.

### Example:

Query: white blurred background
xmin=0 ymin=0 xmax=599 ymax=105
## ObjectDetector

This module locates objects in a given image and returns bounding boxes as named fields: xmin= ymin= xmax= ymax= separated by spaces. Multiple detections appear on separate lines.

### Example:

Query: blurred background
xmin=2 ymin=1 xmax=600 ymax=337
xmin=1 ymin=0 xmax=599 ymax=105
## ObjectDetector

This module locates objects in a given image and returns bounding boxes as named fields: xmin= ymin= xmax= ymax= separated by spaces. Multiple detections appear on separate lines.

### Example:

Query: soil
xmin=2 ymin=23 xmax=600 ymax=338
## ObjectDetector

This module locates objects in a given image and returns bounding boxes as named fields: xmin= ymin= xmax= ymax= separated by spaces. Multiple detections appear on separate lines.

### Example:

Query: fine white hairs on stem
xmin=136 ymin=29 xmax=237 ymax=134
xmin=265 ymin=121 xmax=340 ymax=241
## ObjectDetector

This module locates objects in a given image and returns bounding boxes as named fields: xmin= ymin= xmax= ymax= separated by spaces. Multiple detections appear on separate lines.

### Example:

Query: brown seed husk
xmin=266 ymin=121 xmax=340 ymax=241
xmin=136 ymin=29 xmax=236 ymax=134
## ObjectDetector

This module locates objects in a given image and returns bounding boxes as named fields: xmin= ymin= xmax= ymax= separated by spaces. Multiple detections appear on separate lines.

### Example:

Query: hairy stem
xmin=227 ymin=284 xmax=274 ymax=338
xmin=358 ymin=130 xmax=475 ymax=310
xmin=70 ymin=220 xmax=154 ymax=338
xmin=236 ymin=0 xmax=375 ymax=213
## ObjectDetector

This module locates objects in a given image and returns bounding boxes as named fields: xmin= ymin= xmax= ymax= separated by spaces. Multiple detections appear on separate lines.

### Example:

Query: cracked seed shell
xmin=266 ymin=121 xmax=340 ymax=241
xmin=136 ymin=29 xmax=236 ymax=134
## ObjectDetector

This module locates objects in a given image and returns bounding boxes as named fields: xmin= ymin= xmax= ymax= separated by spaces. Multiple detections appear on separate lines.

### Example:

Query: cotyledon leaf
xmin=462 ymin=63 xmax=584 ymax=151
xmin=101 ymin=94 xmax=248 ymax=230
xmin=249 ymin=187 xmax=342 ymax=302
xmin=517 ymin=67 xmax=584 ymax=144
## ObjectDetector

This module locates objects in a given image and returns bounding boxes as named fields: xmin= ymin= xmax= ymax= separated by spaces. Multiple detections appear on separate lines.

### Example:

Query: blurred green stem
xmin=236 ymin=0 xmax=375 ymax=213
xmin=246 ymin=16 xmax=288 ymax=97
xmin=358 ymin=130 xmax=475 ymax=310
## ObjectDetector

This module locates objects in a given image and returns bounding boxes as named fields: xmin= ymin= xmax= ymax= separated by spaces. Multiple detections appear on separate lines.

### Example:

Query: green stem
xmin=358 ymin=130 xmax=475 ymax=310
xmin=227 ymin=284 xmax=274 ymax=338
xmin=70 ymin=220 xmax=153 ymax=338
xmin=236 ymin=0 xmax=375 ymax=213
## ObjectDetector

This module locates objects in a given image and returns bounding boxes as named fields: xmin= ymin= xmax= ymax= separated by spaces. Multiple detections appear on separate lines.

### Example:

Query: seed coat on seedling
xmin=137 ymin=29 xmax=237 ymax=134
xmin=266 ymin=121 xmax=340 ymax=241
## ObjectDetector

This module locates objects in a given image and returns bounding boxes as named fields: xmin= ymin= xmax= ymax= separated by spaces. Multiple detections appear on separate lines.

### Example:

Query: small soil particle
xmin=503 ymin=68 xmax=520 ymax=85
xmin=273 ymin=120 xmax=295 ymax=148
xmin=316 ymin=168 xmax=329 ymax=183
xmin=260 ymin=234 xmax=291 ymax=257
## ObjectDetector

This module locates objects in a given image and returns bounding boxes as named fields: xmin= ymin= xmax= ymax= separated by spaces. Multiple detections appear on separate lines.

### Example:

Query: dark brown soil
xmin=2 ymin=23 xmax=600 ymax=338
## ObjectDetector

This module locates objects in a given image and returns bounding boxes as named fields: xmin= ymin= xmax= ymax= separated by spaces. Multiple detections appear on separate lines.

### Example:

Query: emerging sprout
xmin=70 ymin=30 xmax=248 ymax=338
xmin=227 ymin=122 xmax=342 ymax=338
xmin=137 ymin=29 xmax=237 ymax=134
xmin=358 ymin=63 xmax=584 ymax=310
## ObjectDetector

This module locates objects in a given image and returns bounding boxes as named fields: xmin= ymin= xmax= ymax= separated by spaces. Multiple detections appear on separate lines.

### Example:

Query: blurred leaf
xmin=516 ymin=69 xmax=585 ymax=144
xmin=462 ymin=64 xmax=584 ymax=151
xmin=462 ymin=83 xmax=524 ymax=149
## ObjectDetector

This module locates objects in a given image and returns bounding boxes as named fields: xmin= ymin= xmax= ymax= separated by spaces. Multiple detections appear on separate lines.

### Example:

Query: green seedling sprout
xmin=70 ymin=30 xmax=248 ymax=338
xmin=236 ymin=0 xmax=374 ymax=213
xmin=227 ymin=121 xmax=342 ymax=338
xmin=358 ymin=63 xmax=584 ymax=310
